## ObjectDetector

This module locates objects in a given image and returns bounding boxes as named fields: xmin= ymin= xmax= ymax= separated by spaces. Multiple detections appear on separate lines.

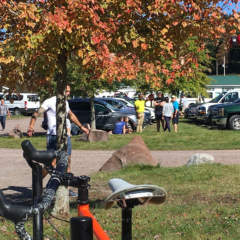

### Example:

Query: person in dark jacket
xmin=154 ymin=92 xmax=165 ymax=132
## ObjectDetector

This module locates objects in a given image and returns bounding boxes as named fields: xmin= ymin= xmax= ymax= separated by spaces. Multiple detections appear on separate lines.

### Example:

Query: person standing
xmin=171 ymin=95 xmax=179 ymax=133
xmin=0 ymin=98 xmax=10 ymax=131
xmin=134 ymin=93 xmax=145 ymax=133
xmin=162 ymin=97 xmax=174 ymax=132
xmin=154 ymin=92 xmax=165 ymax=132
xmin=66 ymin=118 xmax=72 ymax=173
xmin=27 ymin=85 xmax=89 ymax=197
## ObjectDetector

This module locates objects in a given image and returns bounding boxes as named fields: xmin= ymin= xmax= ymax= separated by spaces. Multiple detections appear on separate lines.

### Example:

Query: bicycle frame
xmin=0 ymin=140 xmax=167 ymax=240
xmin=78 ymin=204 xmax=110 ymax=240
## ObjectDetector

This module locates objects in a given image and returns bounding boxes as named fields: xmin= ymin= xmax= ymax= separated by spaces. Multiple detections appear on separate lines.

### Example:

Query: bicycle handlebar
xmin=0 ymin=140 xmax=69 ymax=240
xmin=21 ymin=140 xmax=56 ymax=166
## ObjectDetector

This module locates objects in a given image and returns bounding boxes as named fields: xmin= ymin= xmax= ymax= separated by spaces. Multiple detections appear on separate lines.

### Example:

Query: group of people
xmin=154 ymin=92 xmax=179 ymax=133
xmin=1 ymin=87 xmax=178 ymax=191
xmin=133 ymin=92 xmax=179 ymax=133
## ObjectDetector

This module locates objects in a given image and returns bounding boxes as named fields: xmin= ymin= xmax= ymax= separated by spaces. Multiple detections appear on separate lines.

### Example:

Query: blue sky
xmin=218 ymin=1 xmax=240 ymax=14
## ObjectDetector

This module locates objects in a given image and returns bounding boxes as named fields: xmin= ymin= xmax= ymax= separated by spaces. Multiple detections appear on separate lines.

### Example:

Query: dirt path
xmin=1 ymin=117 xmax=240 ymax=190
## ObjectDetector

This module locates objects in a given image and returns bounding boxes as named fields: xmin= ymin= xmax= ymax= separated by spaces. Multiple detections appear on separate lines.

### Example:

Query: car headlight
xmin=198 ymin=107 xmax=206 ymax=115
xmin=218 ymin=108 xmax=224 ymax=116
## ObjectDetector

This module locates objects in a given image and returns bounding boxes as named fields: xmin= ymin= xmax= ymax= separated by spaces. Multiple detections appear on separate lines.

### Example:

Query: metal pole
xmin=122 ymin=208 xmax=132 ymax=240
xmin=70 ymin=217 xmax=93 ymax=240
xmin=32 ymin=164 xmax=43 ymax=240
xmin=223 ymin=55 xmax=226 ymax=76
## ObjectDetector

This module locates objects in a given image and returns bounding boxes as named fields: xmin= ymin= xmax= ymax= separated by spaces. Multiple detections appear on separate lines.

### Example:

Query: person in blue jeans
xmin=162 ymin=97 xmax=174 ymax=132
xmin=171 ymin=95 xmax=179 ymax=133
xmin=0 ymin=98 xmax=10 ymax=131
xmin=112 ymin=117 xmax=126 ymax=134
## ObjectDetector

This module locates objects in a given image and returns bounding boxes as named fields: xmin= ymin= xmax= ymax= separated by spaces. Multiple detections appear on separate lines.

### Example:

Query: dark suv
xmin=68 ymin=98 xmax=138 ymax=133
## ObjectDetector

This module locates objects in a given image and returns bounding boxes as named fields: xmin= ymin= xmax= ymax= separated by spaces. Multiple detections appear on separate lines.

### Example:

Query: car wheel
xmin=14 ymin=108 xmax=21 ymax=116
xmin=229 ymin=115 xmax=240 ymax=130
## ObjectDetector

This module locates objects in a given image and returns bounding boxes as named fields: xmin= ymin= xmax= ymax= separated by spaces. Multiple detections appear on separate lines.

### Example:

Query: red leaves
xmin=1 ymin=0 xmax=240 ymax=90
xmin=47 ymin=7 xmax=70 ymax=31
xmin=141 ymin=43 xmax=148 ymax=50
xmin=91 ymin=33 xmax=106 ymax=45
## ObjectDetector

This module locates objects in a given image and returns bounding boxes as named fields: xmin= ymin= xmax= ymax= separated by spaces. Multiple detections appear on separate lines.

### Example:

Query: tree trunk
xmin=51 ymin=186 xmax=69 ymax=219
xmin=90 ymin=96 xmax=96 ymax=130
xmin=51 ymin=48 xmax=70 ymax=219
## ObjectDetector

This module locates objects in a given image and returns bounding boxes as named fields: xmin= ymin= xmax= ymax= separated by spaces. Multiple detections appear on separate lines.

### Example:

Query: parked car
xmin=68 ymin=98 xmax=139 ymax=133
xmin=195 ymin=91 xmax=240 ymax=123
xmin=184 ymin=103 xmax=201 ymax=120
xmin=96 ymin=97 xmax=151 ymax=125
xmin=3 ymin=93 xmax=40 ymax=115
xmin=210 ymin=98 xmax=240 ymax=130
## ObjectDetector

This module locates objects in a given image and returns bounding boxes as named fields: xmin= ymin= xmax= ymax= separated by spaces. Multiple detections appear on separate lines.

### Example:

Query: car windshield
xmin=98 ymin=100 xmax=119 ymax=111
xmin=127 ymin=99 xmax=135 ymax=105
xmin=27 ymin=95 xmax=40 ymax=101
xmin=233 ymin=98 xmax=240 ymax=103
xmin=117 ymin=99 xmax=128 ymax=106
xmin=209 ymin=93 xmax=225 ymax=103
xmin=104 ymin=99 xmax=125 ymax=110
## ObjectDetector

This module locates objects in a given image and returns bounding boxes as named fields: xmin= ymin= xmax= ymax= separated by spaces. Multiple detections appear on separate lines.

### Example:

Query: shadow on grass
xmin=0 ymin=132 xmax=46 ymax=137
xmin=184 ymin=118 xmax=228 ymax=131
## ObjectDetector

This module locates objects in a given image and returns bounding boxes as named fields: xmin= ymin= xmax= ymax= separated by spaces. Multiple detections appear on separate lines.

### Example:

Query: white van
xmin=4 ymin=93 xmax=40 ymax=115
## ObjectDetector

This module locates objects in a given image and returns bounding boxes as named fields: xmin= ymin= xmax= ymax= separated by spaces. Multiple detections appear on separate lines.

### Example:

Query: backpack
xmin=41 ymin=111 xmax=48 ymax=130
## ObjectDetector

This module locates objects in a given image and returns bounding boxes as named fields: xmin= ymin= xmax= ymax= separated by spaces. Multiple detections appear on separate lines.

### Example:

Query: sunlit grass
xmin=0 ymin=118 xmax=239 ymax=150
xmin=2 ymin=164 xmax=240 ymax=239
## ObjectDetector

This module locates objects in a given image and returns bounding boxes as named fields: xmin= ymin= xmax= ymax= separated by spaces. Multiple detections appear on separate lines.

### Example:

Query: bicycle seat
xmin=0 ymin=190 xmax=32 ymax=223
xmin=105 ymin=178 xmax=167 ymax=209
xmin=21 ymin=140 xmax=56 ymax=166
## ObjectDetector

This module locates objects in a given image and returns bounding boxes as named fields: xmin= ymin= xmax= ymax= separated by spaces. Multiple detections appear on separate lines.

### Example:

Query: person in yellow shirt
xmin=134 ymin=93 xmax=145 ymax=133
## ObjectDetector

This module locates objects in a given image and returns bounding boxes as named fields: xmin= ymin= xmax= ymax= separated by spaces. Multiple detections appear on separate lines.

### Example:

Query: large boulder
xmin=78 ymin=129 xmax=109 ymax=142
xmin=186 ymin=153 xmax=215 ymax=166
xmin=100 ymin=136 xmax=157 ymax=171
xmin=8 ymin=125 xmax=23 ymax=138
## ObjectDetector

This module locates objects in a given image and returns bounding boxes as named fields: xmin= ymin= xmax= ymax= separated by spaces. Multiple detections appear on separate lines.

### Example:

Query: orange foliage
xmin=0 ymin=0 xmax=239 ymax=89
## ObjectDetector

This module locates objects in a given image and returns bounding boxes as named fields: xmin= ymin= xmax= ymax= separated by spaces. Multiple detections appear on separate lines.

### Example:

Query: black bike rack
xmin=30 ymin=162 xmax=43 ymax=240
xmin=70 ymin=216 xmax=93 ymax=240
xmin=23 ymin=150 xmax=44 ymax=240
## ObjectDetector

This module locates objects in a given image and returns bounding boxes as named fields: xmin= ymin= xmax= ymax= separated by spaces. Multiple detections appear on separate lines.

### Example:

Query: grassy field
xmin=1 ymin=164 xmax=240 ymax=239
xmin=1 ymin=119 xmax=240 ymax=239
xmin=0 ymin=118 xmax=239 ymax=150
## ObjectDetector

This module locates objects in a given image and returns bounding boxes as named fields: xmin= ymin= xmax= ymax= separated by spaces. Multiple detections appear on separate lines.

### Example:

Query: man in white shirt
xmin=27 ymin=85 xmax=89 ymax=161
xmin=27 ymin=85 xmax=89 ymax=196
xmin=27 ymin=85 xmax=89 ymax=142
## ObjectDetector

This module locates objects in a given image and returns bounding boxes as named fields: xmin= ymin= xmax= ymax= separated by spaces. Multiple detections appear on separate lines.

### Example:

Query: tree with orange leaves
xmin=0 ymin=0 xmax=240 ymax=217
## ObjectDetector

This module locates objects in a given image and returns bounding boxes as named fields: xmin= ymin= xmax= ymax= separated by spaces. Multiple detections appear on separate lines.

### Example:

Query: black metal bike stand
xmin=69 ymin=175 xmax=93 ymax=240
xmin=122 ymin=207 xmax=132 ymax=240
xmin=32 ymin=163 xmax=43 ymax=240
xmin=70 ymin=217 xmax=93 ymax=240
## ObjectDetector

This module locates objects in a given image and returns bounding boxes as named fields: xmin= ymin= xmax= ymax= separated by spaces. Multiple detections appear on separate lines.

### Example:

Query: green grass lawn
xmin=1 ymin=119 xmax=240 ymax=239
xmin=0 ymin=118 xmax=239 ymax=150
xmin=1 ymin=164 xmax=240 ymax=239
